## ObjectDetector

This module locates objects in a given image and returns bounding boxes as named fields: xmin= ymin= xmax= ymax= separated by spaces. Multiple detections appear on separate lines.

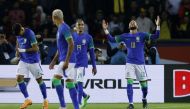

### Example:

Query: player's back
xmin=57 ymin=23 xmax=76 ymax=63
xmin=17 ymin=28 xmax=40 ymax=63
xmin=121 ymin=32 xmax=147 ymax=64
xmin=73 ymin=32 xmax=91 ymax=68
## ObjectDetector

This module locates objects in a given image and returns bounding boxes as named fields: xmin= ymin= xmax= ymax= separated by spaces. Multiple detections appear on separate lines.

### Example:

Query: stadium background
xmin=0 ymin=0 xmax=190 ymax=109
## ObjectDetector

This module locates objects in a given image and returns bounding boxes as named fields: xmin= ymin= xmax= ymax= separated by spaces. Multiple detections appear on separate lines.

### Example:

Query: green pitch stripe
xmin=0 ymin=103 xmax=190 ymax=109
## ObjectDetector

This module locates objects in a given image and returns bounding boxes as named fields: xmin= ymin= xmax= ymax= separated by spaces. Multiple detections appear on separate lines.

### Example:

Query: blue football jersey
xmin=113 ymin=31 xmax=160 ymax=64
xmin=56 ymin=23 xmax=76 ymax=63
xmin=73 ymin=32 xmax=94 ymax=68
xmin=17 ymin=28 xmax=40 ymax=63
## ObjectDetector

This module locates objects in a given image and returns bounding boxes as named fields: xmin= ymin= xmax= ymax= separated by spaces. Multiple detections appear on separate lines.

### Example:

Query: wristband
xmin=156 ymin=26 xmax=160 ymax=30
xmin=18 ymin=48 xmax=26 ymax=52
xmin=104 ymin=29 xmax=109 ymax=35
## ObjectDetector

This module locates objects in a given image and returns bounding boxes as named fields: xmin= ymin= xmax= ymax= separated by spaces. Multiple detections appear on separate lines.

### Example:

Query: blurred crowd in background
xmin=0 ymin=0 xmax=190 ymax=65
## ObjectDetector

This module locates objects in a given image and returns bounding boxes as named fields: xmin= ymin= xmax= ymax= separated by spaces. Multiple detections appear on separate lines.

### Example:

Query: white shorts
xmin=76 ymin=67 xmax=85 ymax=82
xmin=55 ymin=62 xmax=76 ymax=80
xmin=16 ymin=61 xmax=43 ymax=79
xmin=125 ymin=63 xmax=148 ymax=81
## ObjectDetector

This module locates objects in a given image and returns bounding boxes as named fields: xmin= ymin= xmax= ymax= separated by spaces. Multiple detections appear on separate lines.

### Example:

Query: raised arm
xmin=102 ymin=20 xmax=116 ymax=42
xmin=150 ymin=16 xmax=160 ymax=40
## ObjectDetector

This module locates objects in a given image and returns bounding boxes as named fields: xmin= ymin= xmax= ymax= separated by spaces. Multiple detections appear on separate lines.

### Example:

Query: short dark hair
xmin=76 ymin=18 xmax=83 ymax=23
xmin=12 ymin=23 xmax=22 ymax=36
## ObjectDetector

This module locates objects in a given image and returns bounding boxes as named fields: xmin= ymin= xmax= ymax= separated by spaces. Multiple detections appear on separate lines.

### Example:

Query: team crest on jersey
xmin=136 ymin=37 xmax=140 ymax=42
xmin=24 ymin=38 xmax=27 ymax=43
xmin=21 ymin=38 xmax=27 ymax=45
xmin=82 ymin=39 xmax=86 ymax=45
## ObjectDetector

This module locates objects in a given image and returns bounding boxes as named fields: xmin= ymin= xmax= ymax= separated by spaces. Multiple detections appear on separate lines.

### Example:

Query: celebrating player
xmin=49 ymin=9 xmax=79 ymax=109
xmin=73 ymin=19 xmax=97 ymax=108
xmin=12 ymin=23 xmax=48 ymax=109
xmin=102 ymin=16 xmax=160 ymax=109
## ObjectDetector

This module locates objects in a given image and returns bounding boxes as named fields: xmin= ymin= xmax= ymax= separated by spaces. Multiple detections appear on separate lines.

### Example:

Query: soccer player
xmin=73 ymin=19 xmax=97 ymax=108
xmin=102 ymin=16 xmax=160 ymax=109
xmin=49 ymin=9 xmax=79 ymax=109
xmin=12 ymin=23 xmax=48 ymax=109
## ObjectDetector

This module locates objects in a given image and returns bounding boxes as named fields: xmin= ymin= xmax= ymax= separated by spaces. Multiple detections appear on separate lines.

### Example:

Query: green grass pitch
xmin=0 ymin=103 xmax=190 ymax=109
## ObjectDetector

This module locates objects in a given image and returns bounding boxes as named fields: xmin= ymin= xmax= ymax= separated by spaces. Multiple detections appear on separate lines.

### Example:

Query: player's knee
xmin=16 ymin=75 xmax=24 ymax=83
xmin=54 ymin=74 xmax=62 ymax=79
xmin=52 ymin=78 xmax=61 ymax=86
xmin=140 ymin=81 xmax=148 ymax=88
xmin=127 ymin=78 xmax=134 ymax=85
xmin=66 ymin=82 xmax=75 ymax=89
xmin=36 ymin=76 xmax=43 ymax=84
xmin=65 ymin=79 xmax=74 ymax=82
xmin=76 ymin=80 xmax=83 ymax=84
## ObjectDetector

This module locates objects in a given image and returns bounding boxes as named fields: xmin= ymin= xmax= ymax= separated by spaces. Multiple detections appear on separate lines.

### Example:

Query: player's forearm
xmin=18 ymin=47 xmax=39 ymax=52
xmin=15 ymin=51 xmax=20 ymax=58
xmin=89 ymin=48 xmax=96 ymax=68
xmin=18 ymin=44 xmax=39 ymax=53
xmin=104 ymin=29 xmax=116 ymax=42
xmin=150 ymin=26 xmax=160 ymax=40
xmin=65 ymin=41 xmax=74 ymax=62
xmin=106 ymin=34 xmax=117 ymax=42
xmin=26 ymin=47 xmax=39 ymax=52
xmin=51 ymin=51 xmax=58 ymax=64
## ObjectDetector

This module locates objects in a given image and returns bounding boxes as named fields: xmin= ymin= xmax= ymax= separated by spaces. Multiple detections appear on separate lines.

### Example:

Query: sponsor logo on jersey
xmin=136 ymin=36 xmax=140 ymax=42
xmin=82 ymin=39 xmax=86 ymax=45
xmin=20 ymin=38 xmax=27 ymax=45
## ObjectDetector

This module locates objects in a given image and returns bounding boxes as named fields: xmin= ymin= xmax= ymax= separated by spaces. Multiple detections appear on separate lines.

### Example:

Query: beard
xmin=129 ymin=27 xmax=137 ymax=30
xmin=78 ymin=30 xmax=84 ymax=34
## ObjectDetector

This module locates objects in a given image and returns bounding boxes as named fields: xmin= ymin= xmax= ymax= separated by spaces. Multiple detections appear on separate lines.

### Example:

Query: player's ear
xmin=20 ymin=27 xmax=24 ymax=34
xmin=22 ymin=27 xmax=24 ymax=31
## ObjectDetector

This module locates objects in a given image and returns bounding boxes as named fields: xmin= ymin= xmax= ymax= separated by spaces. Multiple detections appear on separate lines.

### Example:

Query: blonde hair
xmin=52 ymin=9 xmax=64 ymax=20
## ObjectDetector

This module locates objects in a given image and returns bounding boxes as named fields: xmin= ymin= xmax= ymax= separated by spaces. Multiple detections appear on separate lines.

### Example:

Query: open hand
xmin=62 ymin=61 xmax=69 ymax=71
xmin=155 ymin=16 xmax=160 ymax=26
xmin=102 ymin=20 xmax=108 ymax=30
xmin=92 ymin=67 xmax=97 ymax=76
xmin=49 ymin=61 xmax=56 ymax=70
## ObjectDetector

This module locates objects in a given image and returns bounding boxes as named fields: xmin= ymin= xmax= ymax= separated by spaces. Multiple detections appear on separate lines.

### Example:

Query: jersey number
xmin=77 ymin=45 xmax=82 ymax=51
xmin=131 ymin=42 xmax=136 ymax=48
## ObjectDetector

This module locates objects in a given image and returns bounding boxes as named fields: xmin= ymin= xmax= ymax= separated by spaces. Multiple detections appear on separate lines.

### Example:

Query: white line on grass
xmin=152 ymin=105 xmax=190 ymax=109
